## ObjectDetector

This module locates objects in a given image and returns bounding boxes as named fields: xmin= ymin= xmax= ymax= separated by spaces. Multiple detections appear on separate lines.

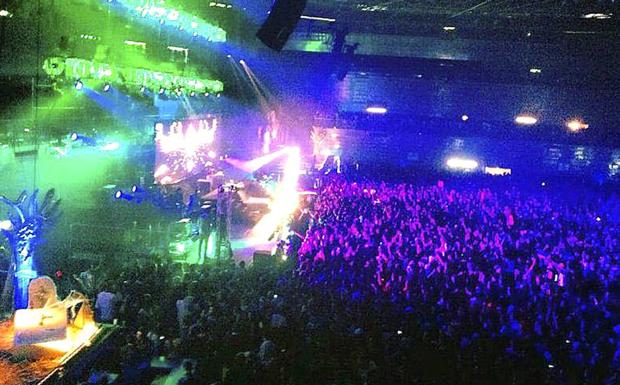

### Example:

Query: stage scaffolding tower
xmin=214 ymin=186 xmax=233 ymax=261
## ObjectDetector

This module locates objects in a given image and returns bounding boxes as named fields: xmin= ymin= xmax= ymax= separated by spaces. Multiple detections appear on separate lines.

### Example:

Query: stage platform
xmin=0 ymin=319 xmax=117 ymax=385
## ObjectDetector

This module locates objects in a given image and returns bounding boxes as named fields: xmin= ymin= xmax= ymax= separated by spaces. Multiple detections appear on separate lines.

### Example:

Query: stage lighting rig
xmin=114 ymin=190 xmax=134 ymax=201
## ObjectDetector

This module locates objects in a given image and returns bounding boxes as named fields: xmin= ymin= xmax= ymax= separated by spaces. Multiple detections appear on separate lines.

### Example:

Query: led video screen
xmin=154 ymin=117 xmax=218 ymax=185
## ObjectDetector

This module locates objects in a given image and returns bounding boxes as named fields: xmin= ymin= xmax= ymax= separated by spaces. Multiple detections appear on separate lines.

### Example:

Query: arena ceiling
xmin=306 ymin=0 xmax=618 ymax=18
xmin=300 ymin=1 xmax=618 ymax=38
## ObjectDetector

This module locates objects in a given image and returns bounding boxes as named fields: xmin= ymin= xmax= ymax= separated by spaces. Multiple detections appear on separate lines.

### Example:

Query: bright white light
xmin=446 ymin=157 xmax=479 ymax=171
xmin=366 ymin=106 xmax=387 ymax=114
xmin=208 ymin=150 xmax=217 ymax=159
xmin=250 ymin=147 xmax=301 ymax=243
xmin=0 ymin=220 xmax=13 ymax=231
xmin=186 ymin=159 xmax=195 ymax=172
xmin=75 ymin=80 xmax=83 ymax=90
xmin=103 ymin=83 xmax=111 ymax=92
xmin=167 ymin=46 xmax=188 ymax=53
xmin=239 ymin=59 xmax=245 ymax=64
xmin=0 ymin=10 xmax=12 ymax=17
xmin=529 ymin=68 xmax=542 ymax=74
xmin=484 ymin=166 xmax=512 ymax=176
xmin=443 ymin=26 xmax=456 ymax=31
xmin=124 ymin=40 xmax=146 ymax=48
xmin=397 ymin=330 xmax=403 ymax=335
xmin=581 ymin=13 xmax=611 ymax=20
xmin=566 ymin=120 xmax=589 ymax=132
xmin=515 ymin=115 xmax=538 ymax=125
xmin=596 ymin=216 xmax=601 ymax=222
xmin=101 ymin=142 xmax=120 ymax=151
xmin=157 ymin=119 xmax=217 ymax=155
xmin=300 ymin=15 xmax=336 ymax=22
xmin=461 ymin=114 xmax=469 ymax=121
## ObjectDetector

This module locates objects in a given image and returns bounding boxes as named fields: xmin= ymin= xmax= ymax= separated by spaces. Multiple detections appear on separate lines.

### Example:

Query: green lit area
xmin=285 ymin=33 xmax=334 ymax=53
xmin=44 ymin=56 xmax=224 ymax=94
xmin=0 ymin=1 xmax=227 ymax=90
xmin=0 ymin=0 xmax=237 ymax=265
xmin=118 ymin=0 xmax=227 ymax=42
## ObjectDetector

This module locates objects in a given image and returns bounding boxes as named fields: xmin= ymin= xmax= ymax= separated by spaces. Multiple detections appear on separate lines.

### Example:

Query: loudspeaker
xmin=256 ymin=0 xmax=308 ymax=51
xmin=253 ymin=250 xmax=277 ymax=267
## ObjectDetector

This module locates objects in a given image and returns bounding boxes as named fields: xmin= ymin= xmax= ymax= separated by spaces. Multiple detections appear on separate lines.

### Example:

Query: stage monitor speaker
xmin=256 ymin=0 xmax=308 ymax=51
xmin=253 ymin=250 xmax=277 ymax=267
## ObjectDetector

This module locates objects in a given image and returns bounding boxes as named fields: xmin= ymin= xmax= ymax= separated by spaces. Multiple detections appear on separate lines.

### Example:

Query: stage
xmin=0 ymin=319 xmax=116 ymax=385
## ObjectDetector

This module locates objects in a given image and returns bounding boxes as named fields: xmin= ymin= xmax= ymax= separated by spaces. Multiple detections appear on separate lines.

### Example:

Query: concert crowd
xmin=86 ymin=176 xmax=619 ymax=385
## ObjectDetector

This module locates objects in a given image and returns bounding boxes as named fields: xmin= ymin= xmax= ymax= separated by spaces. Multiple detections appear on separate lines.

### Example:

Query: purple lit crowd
xmin=297 ymin=178 xmax=620 ymax=383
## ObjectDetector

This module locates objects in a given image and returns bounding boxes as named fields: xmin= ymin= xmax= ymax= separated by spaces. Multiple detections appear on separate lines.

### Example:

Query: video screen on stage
xmin=154 ymin=116 xmax=218 ymax=185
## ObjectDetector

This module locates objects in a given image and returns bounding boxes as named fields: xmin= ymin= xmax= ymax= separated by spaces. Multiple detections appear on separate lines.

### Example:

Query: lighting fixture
xmin=515 ymin=115 xmax=538 ymax=125
xmin=366 ymin=106 xmax=387 ymax=114
xmin=566 ymin=119 xmax=589 ymax=132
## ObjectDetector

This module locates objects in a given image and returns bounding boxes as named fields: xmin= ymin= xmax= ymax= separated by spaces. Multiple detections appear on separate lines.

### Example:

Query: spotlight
xmin=366 ymin=106 xmax=387 ymax=114
xmin=226 ymin=54 xmax=232 ymax=58
xmin=131 ymin=185 xmax=146 ymax=194
xmin=75 ymin=80 xmax=84 ymax=90
xmin=114 ymin=190 xmax=133 ymax=201
xmin=239 ymin=59 xmax=245 ymax=64
xmin=0 ymin=220 xmax=13 ymax=231
xmin=69 ymin=132 xmax=97 ymax=146
xmin=446 ymin=157 xmax=479 ymax=171
xmin=566 ymin=119 xmax=589 ymax=132
xmin=461 ymin=114 xmax=469 ymax=122
xmin=216 ymin=93 xmax=221 ymax=98
xmin=515 ymin=115 xmax=538 ymax=125
xmin=204 ymin=92 xmax=210 ymax=97
xmin=103 ymin=83 xmax=111 ymax=92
